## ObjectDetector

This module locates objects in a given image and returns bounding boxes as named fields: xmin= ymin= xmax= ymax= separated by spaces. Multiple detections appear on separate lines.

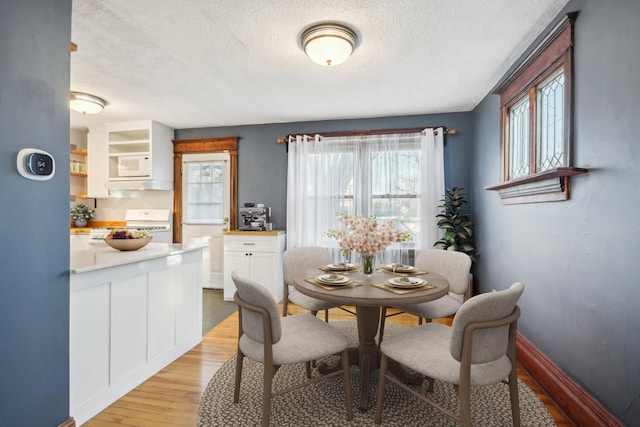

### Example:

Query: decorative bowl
xmin=104 ymin=236 xmax=152 ymax=251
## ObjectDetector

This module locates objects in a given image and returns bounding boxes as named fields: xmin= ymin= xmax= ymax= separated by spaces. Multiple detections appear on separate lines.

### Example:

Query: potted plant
xmin=70 ymin=203 xmax=95 ymax=227
xmin=434 ymin=187 xmax=479 ymax=262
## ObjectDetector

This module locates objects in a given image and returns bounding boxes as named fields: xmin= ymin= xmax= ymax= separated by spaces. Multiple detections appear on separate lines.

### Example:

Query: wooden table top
xmin=293 ymin=267 xmax=449 ymax=307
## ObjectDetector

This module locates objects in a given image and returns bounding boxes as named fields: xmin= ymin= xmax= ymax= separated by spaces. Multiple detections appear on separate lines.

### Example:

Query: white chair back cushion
xmin=232 ymin=271 xmax=282 ymax=343
xmin=283 ymin=247 xmax=333 ymax=286
xmin=415 ymin=249 xmax=471 ymax=295
xmin=449 ymin=282 xmax=524 ymax=363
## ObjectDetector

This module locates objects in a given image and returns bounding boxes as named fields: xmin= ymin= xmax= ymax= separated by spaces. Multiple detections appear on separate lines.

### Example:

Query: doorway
xmin=181 ymin=152 xmax=230 ymax=289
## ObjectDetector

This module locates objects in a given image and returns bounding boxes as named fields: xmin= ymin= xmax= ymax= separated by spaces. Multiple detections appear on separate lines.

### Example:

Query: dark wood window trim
xmin=487 ymin=12 xmax=588 ymax=204
xmin=172 ymin=137 xmax=238 ymax=243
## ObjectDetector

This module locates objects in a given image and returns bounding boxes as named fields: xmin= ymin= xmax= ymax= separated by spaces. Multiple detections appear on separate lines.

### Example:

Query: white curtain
xmin=286 ymin=128 xmax=444 ymax=262
xmin=420 ymin=128 xmax=445 ymax=249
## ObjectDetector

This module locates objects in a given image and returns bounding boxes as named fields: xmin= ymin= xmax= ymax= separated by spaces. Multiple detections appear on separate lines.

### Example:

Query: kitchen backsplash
xmin=92 ymin=191 xmax=173 ymax=221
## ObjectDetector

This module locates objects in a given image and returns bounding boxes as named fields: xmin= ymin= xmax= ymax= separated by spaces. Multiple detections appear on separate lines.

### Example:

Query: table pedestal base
xmin=317 ymin=306 xmax=425 ymax=411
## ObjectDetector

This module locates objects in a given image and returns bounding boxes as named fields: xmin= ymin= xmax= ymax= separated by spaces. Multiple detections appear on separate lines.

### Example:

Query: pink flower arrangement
xmin=326 ymin=214 xmax=412 ymax=256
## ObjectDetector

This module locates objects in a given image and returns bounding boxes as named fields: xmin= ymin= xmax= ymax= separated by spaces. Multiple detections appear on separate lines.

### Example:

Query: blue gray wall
xmin=471 ymin=0 xmax=639 ymax=424
xmin=176 ymin=112 xmax=474 ymax=229
xmin=0 ymin=1 xmax=72 ymax=426
xmin=1 ymin=0 xmax=635 ymax=425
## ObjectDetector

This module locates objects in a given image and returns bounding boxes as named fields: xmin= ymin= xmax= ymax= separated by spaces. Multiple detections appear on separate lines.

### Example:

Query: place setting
xmin=319 ymin=262 xmax=359 ymax=273
xmin=305 ymin=273 xmax=361 ymax=290
xmin=377 ymin=262 xmax=429 ymax=277
xmin=373 ymin=275 xmax=435 ymax=294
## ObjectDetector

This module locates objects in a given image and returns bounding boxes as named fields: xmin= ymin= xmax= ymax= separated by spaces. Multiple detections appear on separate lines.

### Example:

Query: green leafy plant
xmin=70 ymin=203 xmax=95 ymax=221
xmin=433 ymin=187 xmax=478 ymax=262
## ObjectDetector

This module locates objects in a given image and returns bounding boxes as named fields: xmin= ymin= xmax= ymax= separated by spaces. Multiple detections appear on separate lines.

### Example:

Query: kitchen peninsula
xmin=70 ymin=242 xmax=206 ymax=425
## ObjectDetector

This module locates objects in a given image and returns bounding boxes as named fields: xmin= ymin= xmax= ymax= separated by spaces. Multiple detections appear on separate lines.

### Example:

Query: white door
xmin=181 ymin=152 xmax=230 ymax=289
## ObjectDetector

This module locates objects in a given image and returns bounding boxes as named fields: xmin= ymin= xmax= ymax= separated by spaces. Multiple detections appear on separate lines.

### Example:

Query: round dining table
xmin=293 ymin=267 xmax=449 ymax=410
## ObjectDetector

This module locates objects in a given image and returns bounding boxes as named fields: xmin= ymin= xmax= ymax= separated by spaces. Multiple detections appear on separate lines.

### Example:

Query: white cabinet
xmin=87 ymin=121 xmax=174 ymax=195
xmin=70 ymin=248 xmax=203 ymax=425
xmin=223 ymin=232 xmax=285 ymax=302
xmin=106 ymin=120 xmax=174 ymax=189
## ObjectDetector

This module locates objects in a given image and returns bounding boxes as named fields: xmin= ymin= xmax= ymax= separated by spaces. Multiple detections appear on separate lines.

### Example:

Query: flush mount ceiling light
xmin=70 ymin=91 xmax=107 ymax=114
xmin=301 ymin=23 xmax=357 ymax=66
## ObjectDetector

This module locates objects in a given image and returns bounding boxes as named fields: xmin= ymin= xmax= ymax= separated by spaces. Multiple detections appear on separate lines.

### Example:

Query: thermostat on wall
xmin=17 ymin=148 xmax=56 ymax=181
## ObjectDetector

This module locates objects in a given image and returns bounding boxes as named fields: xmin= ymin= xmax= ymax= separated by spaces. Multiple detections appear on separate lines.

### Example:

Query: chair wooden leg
xmin=374 ymin=353 xmax=389 ymax=425
xmin=378 ymin=307 xmax=387 ymax=343
xmin=509 ymin=367 xmax=521 ymax=426
xmin=324 ymin=309 xmax=329 ymax=322
xmin=458 ymin=381 xmax=471 ymax=427
xmin=233 ymin=351 xmax=244 ymax=403
xmin=262 ymin=363 xmax=274 ymax=427
xmin=282 ymin=297 xmax=288 ymax=317
xmin=341 ymin=349 xmax=353 ymax=421
xmin=311 ymin=310 xmax=318 ymax=317
xmin=305 ymin=361 xmax=312 ymax=378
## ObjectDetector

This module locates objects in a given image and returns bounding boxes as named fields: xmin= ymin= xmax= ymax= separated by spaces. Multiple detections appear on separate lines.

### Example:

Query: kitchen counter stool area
xmin=70 ymin=243 xmax=206 ymax=425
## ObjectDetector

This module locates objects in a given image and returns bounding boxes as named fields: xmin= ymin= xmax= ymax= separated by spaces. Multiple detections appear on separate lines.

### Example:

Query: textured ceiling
xmin=70 ymin=0 xmax=569 ymax=131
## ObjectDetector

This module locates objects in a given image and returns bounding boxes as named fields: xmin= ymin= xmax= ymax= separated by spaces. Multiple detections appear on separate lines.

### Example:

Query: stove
xmin=89 ymin=209 xmax=173 ymax=243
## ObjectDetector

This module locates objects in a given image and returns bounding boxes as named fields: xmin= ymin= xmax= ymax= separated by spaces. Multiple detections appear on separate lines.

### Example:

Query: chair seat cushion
xmin=289 ymin=289 xmax=339 ymax=311
xmin=394 ymin=294 xmax=462 ymax=320
xmin=380 ymin=323 xmax=512 ymax=386
xmin=240 ymin=314 xmax=349 ymax=365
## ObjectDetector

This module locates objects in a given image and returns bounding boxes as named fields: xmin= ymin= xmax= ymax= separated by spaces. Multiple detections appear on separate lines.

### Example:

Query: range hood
xmin=105 ymin=180 xmax=173 ymax=191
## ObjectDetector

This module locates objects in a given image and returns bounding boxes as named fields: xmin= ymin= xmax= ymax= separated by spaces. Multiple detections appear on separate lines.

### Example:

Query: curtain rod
xmin=276 ymin=126 xmax=457 ymax=143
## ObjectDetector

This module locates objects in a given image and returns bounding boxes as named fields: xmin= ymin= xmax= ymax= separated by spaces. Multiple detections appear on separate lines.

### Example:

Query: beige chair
xmin=232 ymin=271 xmax=353 ymax=427
xmin=282 ymin=246 xmax=342 ymax=321
xmin=379 ymin=249 xmax=472 ymax=342
xmin=375 ymin=282 xmax=524 ymax=426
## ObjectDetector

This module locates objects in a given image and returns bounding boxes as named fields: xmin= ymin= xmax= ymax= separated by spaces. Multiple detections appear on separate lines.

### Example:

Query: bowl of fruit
xmin=104 ymin=229 xmax=152 ymax=251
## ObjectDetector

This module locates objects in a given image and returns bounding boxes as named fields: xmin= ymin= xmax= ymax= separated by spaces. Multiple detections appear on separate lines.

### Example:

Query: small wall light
xmin=301 ymin=23 xmax=357 ymax=66
xmin=70 ymin=91 xmax=107 ymax=114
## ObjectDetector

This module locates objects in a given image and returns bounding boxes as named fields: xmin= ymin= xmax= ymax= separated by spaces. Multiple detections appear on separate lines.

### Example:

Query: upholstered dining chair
xmin=231 ymin=271 xmax=353 ymax=427
xmin=282 ymin=246 xmax=342 ymax=321
xmin=379 ymin=248 xmax=472 ymax=342
xmin=374 ymin=282 xmax=525 ymax=426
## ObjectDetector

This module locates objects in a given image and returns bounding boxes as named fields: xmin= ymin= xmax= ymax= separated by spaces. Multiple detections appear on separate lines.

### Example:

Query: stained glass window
xmin=508 ymin=97 xmax=531 ymax=179
xmin=537 ymin=71 xmax=565 ymax=171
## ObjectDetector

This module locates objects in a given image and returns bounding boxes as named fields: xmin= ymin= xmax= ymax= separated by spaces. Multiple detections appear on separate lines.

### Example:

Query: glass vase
xmin=361 ymin=253 xmax=376 ymax=277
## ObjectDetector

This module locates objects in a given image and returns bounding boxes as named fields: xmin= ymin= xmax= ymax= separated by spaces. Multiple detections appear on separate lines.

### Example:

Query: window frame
xmin=487 ymin=12 xmax=587 ymax=204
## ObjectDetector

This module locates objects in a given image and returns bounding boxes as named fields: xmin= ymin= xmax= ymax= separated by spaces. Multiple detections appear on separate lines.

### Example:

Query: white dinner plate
xmin=387 ymin=277 xmax=425 ymax=288
xmin=316 ymin=274 xmax=349 ymax=285
xmin=385 ymin=263 xmax=415 ymax=272
xmin=326 ymin=263 xmax=356 ymax=271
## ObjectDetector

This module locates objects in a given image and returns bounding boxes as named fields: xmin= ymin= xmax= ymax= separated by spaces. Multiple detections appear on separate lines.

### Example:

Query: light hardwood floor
xmin=83 ymin=305 xmax=571 ymax=426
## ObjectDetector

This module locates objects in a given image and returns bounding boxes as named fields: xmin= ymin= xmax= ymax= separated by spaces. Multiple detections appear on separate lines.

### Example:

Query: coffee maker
xmin=239 ymin=204 xmax=271 ymax=231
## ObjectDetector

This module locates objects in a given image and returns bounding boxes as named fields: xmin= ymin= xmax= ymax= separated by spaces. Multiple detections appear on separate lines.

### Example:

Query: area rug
xmin=198 ymin=321 xmax=554 ymax=426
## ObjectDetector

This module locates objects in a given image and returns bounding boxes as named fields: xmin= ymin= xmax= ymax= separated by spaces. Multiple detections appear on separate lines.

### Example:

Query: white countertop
xmin=70 ymin=242 xmax=207 ymax=273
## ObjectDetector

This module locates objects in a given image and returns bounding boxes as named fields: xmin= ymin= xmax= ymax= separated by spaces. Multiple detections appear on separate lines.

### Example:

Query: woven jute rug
xmin=198 ymin=321 xmax=554 ymax=426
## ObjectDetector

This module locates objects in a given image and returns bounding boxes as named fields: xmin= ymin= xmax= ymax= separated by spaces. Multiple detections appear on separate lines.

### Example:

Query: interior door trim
xmin=173 ymin=136 xmax=238 ymax=243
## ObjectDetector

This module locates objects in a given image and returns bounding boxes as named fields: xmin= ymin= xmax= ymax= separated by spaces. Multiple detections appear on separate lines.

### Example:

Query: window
xmin=287 ymin=130 xmax=444 ymax=263
xmin=182 ymin=152 xmax=230 ymax=224
xmin=487 ymin=12 xmax=587 ymax=204
xmin=505 ymin=67 xmax=566 ymax=181
xmin=320 ymin=138 xmax=422 ymax=236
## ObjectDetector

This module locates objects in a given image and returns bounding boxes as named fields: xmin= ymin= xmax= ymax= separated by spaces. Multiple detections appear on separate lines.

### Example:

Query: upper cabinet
xmin=87 ymin=120 xmax=174 ymax=196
